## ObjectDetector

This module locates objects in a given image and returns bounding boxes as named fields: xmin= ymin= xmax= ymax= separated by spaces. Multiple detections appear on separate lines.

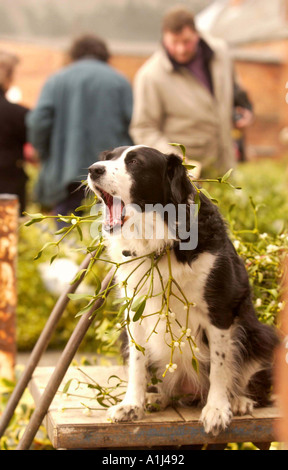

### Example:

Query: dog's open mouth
xmin=95 ymin=186 xmax=125 ymax=231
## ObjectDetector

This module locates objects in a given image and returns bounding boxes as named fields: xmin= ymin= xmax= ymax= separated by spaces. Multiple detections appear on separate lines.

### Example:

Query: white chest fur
xmin=108 ymin=235 xmax=217 ymax=394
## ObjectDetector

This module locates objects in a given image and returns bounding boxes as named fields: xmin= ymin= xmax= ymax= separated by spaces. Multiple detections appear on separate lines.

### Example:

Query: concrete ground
xmin=16 ymin=351 xmax=117 ymax=367
xmin=17 ymin=351 xmax=79 ymax=367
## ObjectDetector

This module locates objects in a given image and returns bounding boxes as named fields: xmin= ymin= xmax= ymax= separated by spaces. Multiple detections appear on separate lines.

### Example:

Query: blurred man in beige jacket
xmin=130 ymin=6 xmax=253 ymax=176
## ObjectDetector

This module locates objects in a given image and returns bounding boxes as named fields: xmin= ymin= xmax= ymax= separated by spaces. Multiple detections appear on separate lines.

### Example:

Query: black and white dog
xmin=87 ymin=145 xmax=278 ymax=436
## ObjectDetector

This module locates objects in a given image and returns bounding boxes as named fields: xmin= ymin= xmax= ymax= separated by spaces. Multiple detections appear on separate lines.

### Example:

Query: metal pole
xmin=16 ymin=268 xmax=114 ymax=450
xmin=0 ymin=251 xmax=95 ymax=438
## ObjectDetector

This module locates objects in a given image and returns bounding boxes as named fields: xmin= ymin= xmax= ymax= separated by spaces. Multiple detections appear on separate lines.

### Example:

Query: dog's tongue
xmin=105 ymin=196 xmax=123 ymax=228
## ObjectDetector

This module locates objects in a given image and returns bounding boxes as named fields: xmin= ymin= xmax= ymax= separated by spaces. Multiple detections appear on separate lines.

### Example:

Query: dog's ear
xmin=99 ymin=150 xmax=112 ymax=161
xmin=166 ymin=153 xmax=192 ymax=204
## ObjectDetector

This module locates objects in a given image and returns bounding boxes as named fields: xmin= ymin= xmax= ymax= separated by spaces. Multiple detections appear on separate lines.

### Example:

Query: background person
xmin=26 ymin=34 xmax=133 ymax=216
xmin=233 ymin=82 xmax=254 ymax=162
xmin=130 ymin=6 xmax=253 ymax=176
xmin=0 ymin=51 xmax=30 ymax=214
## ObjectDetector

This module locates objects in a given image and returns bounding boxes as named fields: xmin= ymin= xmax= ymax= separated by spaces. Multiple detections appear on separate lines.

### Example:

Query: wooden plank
xmin=174 ymin=405 xmax=278 ymax=445
xmin=29 ymin=366 xmax=280 ymax=449
xmin=251 ymin=406 xmax=281 ymax=419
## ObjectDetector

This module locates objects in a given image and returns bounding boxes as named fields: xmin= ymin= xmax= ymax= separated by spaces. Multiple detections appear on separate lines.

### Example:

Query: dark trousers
xmin=0 ymin=175 xmax=27 ymax=215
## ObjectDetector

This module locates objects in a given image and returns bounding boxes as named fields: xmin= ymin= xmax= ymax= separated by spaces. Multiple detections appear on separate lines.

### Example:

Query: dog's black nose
xmin=88 ymin=165 xmax=106 ymax=179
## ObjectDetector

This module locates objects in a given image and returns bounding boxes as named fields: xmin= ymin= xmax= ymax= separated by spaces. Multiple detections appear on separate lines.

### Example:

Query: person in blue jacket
xmin=26 ymin=34 xmax=133 ymax=216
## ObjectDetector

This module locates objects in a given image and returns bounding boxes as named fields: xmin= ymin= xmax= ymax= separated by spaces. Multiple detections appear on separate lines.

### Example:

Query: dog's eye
xmin=128 ymin=159 xmax=138 ymax=165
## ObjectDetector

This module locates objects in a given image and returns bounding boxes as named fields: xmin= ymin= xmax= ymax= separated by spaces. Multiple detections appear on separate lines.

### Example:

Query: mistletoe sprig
xmin=61 ymin=367 xmax=127 ymax=412
xmin=170 ymin=142 xmax=242 ymax=208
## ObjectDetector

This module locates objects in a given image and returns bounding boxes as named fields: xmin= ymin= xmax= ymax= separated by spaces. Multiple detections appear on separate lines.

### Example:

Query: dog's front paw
xmin=231 ymin=396 xmax=254 ymax=416
xmin=200 ymin=402 xmax=233 ymax=436
xmin=107 ymin=403 xmax=144 ymax=422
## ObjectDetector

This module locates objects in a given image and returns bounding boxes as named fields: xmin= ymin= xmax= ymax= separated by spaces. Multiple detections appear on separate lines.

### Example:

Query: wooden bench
xmin=29 ymin=365 xmax=280 ymax=450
